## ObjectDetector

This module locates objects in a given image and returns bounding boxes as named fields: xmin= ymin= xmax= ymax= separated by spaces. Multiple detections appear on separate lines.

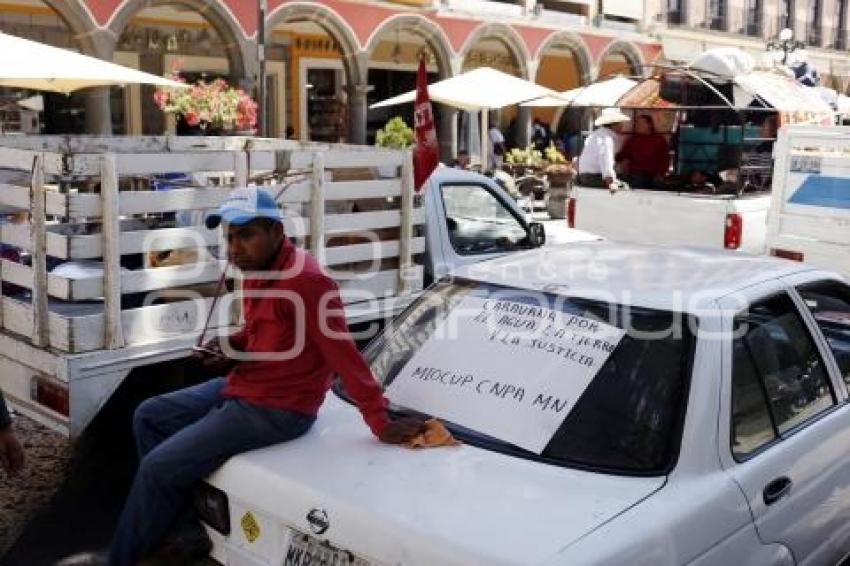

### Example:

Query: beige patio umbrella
xmin=0 ymin=32 xmax=187 ymax=94
xmin=521 ymin=77 xmax=638 ymax=108
xmin=370 ymin=67 xmax=564 ymax=170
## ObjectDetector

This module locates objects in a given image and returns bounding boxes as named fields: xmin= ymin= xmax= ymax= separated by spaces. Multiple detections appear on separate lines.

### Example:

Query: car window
xmin=362 ymin=279 xmax=695 ymax=476
xmin=440 ymin=183 xmax=529 ymax=255
xmin=796 ymin=281 xmax=850 ymax=387
xmin=731 ymin=293 xmax=835 ymax=458
xmin=731 ymin=337 xmax=777 ymax=459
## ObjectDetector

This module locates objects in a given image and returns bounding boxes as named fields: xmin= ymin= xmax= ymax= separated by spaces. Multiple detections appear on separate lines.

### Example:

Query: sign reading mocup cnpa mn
xmin=386 ymin=296 xmax=626 ymax=453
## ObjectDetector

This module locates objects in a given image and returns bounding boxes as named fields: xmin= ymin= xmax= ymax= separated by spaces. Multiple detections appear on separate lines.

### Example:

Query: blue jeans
xmin=110 ymin=377 xmax=315 ymax=566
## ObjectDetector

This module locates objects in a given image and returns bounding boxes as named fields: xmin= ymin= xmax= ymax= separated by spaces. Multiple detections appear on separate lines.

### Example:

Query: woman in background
xmin=617 ymin=114 xmax=670 ymax=189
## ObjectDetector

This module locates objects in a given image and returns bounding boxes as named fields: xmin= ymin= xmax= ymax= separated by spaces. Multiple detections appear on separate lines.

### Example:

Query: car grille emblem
xmin=306 ymin=508 xmax=330 ymax=535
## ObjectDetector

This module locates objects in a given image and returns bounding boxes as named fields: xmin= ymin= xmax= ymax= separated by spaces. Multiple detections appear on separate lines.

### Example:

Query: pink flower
xmin=184 ymin=111 xmax=200 ymax=126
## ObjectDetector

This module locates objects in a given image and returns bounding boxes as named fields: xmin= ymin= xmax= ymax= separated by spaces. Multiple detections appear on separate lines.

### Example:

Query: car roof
xmin=429 ymin=166 xmax=495 ymax=186
xmin=451 ymin=241 xmax=826 ymax=313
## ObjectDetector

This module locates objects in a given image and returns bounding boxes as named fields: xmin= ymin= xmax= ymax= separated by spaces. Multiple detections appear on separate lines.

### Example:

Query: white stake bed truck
xmin=766 ymin=125 xmax=850 ymax=277
xmin=0 ymin=135 xmax=544 ymax=438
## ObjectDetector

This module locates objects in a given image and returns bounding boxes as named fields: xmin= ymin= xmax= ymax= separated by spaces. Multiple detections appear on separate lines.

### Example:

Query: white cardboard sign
xmin=386 ymin=295 xmax=626 ymax=453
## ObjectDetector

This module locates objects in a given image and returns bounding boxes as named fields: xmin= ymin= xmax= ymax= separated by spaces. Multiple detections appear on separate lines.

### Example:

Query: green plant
xmin=375 ymin=117 xmax=414 ymax=149
xmin=505 ymin=145 xmax=544 ymax=167
xmin=544 ymin=142 xmax=567 ymax=164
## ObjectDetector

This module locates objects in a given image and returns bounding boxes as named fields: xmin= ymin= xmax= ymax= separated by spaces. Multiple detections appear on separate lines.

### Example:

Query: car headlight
xmin=194 ymin=482 xmax=230 ymax=536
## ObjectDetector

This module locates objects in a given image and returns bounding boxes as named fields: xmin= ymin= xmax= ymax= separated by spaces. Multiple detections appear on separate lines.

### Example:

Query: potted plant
xmin=542 ymin=143 xmax=576 ymax=188
xmin=153 ymin=70 xmax=258 ymax=135
xmin=542 ymin=143 xmax=576 ymax=220
xmin=504 ymin=145 xmax=544 ymax=175
xmin=374 ymin=116 xmax=414 ymax=177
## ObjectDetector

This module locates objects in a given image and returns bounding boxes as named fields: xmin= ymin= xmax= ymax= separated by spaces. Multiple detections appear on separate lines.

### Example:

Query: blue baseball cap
xmin=206 ymin=187 xmax=282 ymax=229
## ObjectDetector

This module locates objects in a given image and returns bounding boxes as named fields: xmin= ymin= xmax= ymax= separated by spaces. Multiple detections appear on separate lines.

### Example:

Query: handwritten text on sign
xmin=386 ymin=295 xmax=626 ymax=453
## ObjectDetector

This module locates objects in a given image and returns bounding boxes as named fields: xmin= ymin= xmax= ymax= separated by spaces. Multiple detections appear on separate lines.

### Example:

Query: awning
xmin=521 ymin=77 xmax=638 ymax=108
xmin=370 ymin=67 xmax=562 ymax=111
xmin=734 ymin=71 xmax=833 ymax=113
xmin=0 ymin=32 xmax=187 ymax=94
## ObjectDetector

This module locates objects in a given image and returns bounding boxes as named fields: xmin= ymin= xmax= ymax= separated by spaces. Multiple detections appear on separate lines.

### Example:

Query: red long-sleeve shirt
xmin=617 ymin=133 xmax=670 ymax=177
xmin=222 ymin=239 xmax=389 ymax=437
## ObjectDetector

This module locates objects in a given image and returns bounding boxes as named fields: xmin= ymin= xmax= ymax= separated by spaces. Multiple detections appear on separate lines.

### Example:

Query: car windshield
xmin=361 ymin=279 xmax=695 ymax=476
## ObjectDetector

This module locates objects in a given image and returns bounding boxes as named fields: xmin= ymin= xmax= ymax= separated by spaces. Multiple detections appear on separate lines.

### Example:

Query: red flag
xmin=413 ymin=57 xmax=439 ymax=192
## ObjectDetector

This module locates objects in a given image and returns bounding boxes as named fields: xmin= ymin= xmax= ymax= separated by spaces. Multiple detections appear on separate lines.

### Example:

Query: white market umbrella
xmin=0 ymin=32 xmax=187 ymax=94
xmin=370 ymin=67 xmax=563 ymax=169
xmin=522 ymin=77 xmax=638 ymax=108
xmin=734 ymin=71 xmax=833 ymax=115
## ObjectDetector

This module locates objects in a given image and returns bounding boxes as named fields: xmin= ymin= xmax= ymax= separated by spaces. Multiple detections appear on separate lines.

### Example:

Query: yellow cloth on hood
xmin=403 ymin=418 xmax=461 ymax=449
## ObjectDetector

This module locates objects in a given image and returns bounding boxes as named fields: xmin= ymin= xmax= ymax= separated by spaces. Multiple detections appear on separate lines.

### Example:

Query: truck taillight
xmin=771 ymin=248 xmax=804 ymax=262
xmin=567 ymin=197 xmax=576 ymax=228
xmin=724 ymin=213 xmax=742 ymax=250
xmin=31 ymin=375 xmax=69 ymax=416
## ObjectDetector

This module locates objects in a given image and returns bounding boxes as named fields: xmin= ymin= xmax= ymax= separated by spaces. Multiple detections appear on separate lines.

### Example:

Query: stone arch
xmin=41 ymin=0 xmax=105 ymax=56
xmin=106 ymin=0 xmax=250 ymax=79
xmin=459 ymin=22 xmax=530 ymax=79
xmin=266 ymin=1 xmax=367 ymax=87
xmin=596 ymin=40 xmax=645 ymax=81
xmin=533 ymin=31 xmax=593 ymax=86
xmin=365 ymin=14 xmax=455 ymax=79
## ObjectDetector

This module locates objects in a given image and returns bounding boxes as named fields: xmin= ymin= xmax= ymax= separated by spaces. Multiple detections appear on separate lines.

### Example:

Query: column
xmin=84 ymin=86 xmax=112 ymax=135
xmin=346 ymin=84 xmax=370 ymax=145
xmin=515 ymin=106 xmax=532 ymax=148
xmin=438 ymin=107 xmax=458 ymax=162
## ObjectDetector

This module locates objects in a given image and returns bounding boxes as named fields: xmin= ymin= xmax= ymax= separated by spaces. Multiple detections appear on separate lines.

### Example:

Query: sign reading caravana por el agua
xmin=386 ymin=296 xmax=626 ymax=454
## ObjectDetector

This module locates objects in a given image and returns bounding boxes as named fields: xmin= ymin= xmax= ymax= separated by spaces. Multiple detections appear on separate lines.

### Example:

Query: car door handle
xmin=763 ymin=476 xmax=793 ymax=506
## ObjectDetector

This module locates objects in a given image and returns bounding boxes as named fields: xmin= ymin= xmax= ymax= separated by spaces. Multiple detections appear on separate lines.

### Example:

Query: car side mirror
xmin=528 ymin=222 xmax=546 ymax=247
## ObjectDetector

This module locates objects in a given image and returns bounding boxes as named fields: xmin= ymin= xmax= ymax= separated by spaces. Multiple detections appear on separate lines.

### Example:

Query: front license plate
xmin=284 ymin=531 xmax=372 ymax=566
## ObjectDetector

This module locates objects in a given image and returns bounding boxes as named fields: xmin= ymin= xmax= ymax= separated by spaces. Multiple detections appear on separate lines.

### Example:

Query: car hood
xmin=208 ymin=394 xmax=665 ymax=566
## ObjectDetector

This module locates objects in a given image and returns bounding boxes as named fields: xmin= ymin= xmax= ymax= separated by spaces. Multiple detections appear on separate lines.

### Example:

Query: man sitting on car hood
xmin=110 ymin=187 xmax=426 ymax=566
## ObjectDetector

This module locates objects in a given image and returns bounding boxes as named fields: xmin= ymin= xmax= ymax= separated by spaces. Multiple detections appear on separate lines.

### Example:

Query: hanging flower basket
xmin=154 ymin=69 xmax=258 ymax=135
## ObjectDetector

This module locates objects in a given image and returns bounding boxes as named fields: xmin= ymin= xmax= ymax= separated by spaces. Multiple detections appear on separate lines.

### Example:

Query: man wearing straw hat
xmin=110 ymin=187 xmax=427 ymax=566
xmin=577 ymin=107 xmax=631 ymax=193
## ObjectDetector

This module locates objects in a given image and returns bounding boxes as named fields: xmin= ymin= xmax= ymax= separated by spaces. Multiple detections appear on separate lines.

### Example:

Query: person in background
xmin=617 ymin=114 xmax=670 ymax=189
xmin=0 ymin=390 xmax=24 ymax=476
xmin=577 ymin=108 xmax=631 ymax=192
xmin=450 ymin=149 xmax=471 ymax=169
xmin=532 ymin=118 xmax=551 ymax=151
xmin=285 ymin=126 xmax=296 ymax=140
xmin=488 ymin=121 xmax=506 ymax=170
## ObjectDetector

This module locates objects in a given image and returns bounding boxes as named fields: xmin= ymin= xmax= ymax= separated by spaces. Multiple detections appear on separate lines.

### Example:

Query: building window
xmin=667 ymin=0 xmax=685 ymax=24
xmin=807 ymin=0 xmax=822 ymax=45
xmin=778 ymin=0 xmax=793 ymax=30
xmin=707 ymin=0 xmax=726 ymax=30
xmin=746 ymin=0 xmax=761 ymax=36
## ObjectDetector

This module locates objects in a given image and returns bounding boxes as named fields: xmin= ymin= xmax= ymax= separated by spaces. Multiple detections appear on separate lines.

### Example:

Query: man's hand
xmin=0 ymin=428 xmax=24 ymax=476
xmin=378 ymin=416 xmax=429 ymax=445
xmin=189 ymin=338 xmax=235 ymax=375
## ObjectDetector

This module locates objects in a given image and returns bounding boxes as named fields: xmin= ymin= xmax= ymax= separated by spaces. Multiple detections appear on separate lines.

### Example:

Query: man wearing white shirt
xmin=488 ymin=124 xmax=505 ymax=170
xmin=578 ymin=108 xmax=631 ymax=192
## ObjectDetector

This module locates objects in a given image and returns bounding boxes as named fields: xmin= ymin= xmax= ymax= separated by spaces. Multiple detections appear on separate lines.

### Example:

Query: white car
xmin=199 ymin=242 xmax=850 ymax=566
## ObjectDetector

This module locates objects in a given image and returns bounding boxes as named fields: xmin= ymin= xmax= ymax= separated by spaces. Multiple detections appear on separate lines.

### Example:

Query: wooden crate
xmin=0 ymin=136 xmax=422 ymax=353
